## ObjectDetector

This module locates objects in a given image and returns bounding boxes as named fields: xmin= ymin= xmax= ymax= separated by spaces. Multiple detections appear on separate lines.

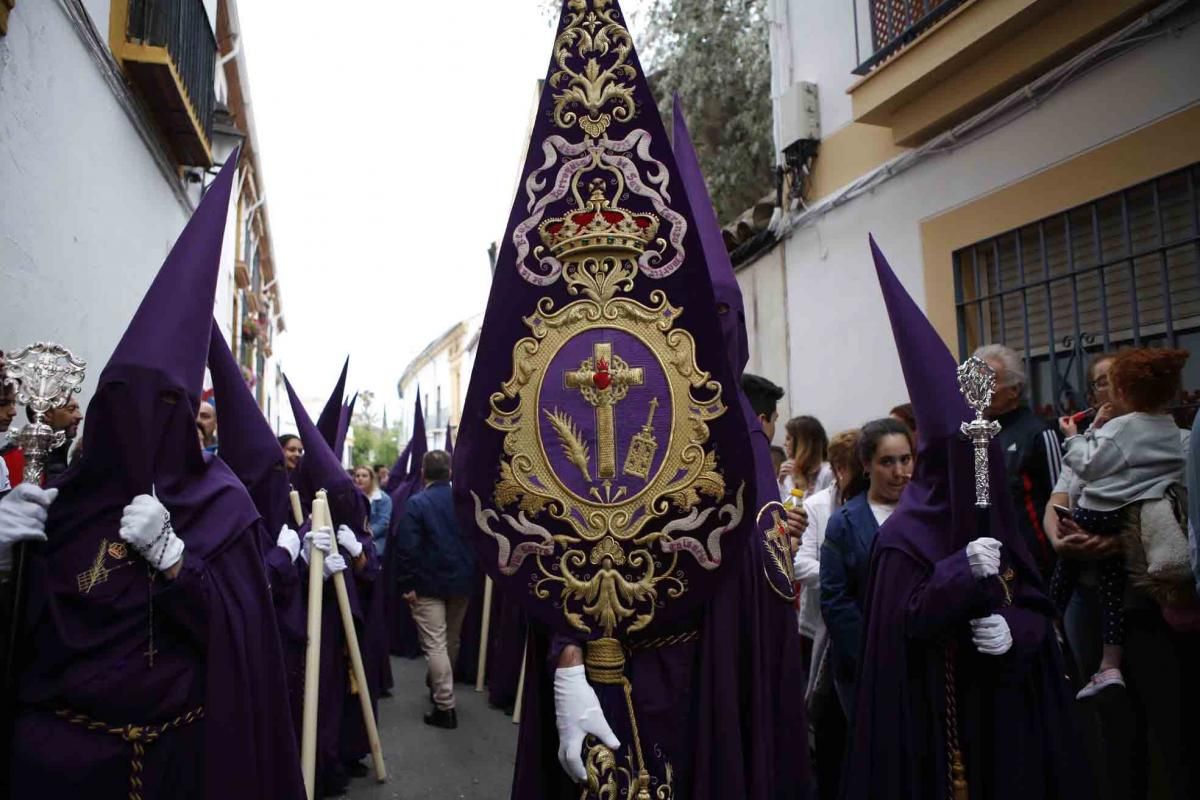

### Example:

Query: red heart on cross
xmin=593 ymin=371 xmax=612 ymax=390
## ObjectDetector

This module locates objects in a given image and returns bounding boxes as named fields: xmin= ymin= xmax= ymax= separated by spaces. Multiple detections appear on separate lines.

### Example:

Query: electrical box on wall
xmin=779 ymin=81 xmax=820 ymax=151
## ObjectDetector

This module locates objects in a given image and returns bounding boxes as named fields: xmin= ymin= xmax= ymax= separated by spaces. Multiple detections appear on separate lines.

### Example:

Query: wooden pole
xmin=313 ymin=499 xmax=387 ymax=783
xmin=474 ymin=576 xmax=494 ymax=693
xmin=511 ymin=632 xmax=529 ymax=725
xmin=298 ymin=490 xmax=325 ymax=800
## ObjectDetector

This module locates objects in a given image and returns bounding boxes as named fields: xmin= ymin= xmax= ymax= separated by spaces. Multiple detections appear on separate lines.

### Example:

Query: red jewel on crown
xmin=538 ymin=178 xmax=660 ymax=262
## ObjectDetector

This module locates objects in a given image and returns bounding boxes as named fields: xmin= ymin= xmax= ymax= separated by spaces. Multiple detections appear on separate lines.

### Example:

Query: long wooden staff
xmin=312 ymin=492 xmax=387 ymax=783
xmin=511 ymin=632 xmax=528 ymax=725
xmin=474 ymin=575 xmax=494 ymax=693
xmin=293 ymin=489 xmax=324 ymax=800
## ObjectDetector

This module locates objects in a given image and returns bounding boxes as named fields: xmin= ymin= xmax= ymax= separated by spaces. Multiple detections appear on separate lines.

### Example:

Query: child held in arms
xmin=1055 ymin=347 xmax=1189 ymax=698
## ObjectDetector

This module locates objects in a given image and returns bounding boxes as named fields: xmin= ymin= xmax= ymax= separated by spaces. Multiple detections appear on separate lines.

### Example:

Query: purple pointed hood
xmin=453 ymin=0 xmax=758 ymax=641
xmin=870 ymin=236 xmax=970 ymax=449
xmin=406 ymin=390 xmax=427 ymax=480
xmin=384 ymin=439 xmax=412 ymax=494
xmin=443 ymin=424 xmax=454 ymax=456
xmin=208 ymin=322 xmax=290 ymax=535
xmin=284 ymin=374 xmax=367 ymax=531
xmin=335 ymin=392 xmax=357 ymax=461
xmin=870 ymin=236 xmax=1041 ymax=573
xmin=673 ymin=95 xmax=748 ymax=377
xmin=49 ymin=150 xmax=257 ymax=556
xmin=315 ymin=357 xmax=349 ymax=449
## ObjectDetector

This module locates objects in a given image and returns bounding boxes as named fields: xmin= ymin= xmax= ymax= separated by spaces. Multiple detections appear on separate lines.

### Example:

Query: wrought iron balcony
xmin=853 ymin=0 xmax=972 ymax=76
xmin=113 ymin=0 xmax=216 ymax=166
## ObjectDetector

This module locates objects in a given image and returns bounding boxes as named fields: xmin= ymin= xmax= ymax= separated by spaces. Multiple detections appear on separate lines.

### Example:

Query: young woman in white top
xmin=779 ymin=415 xmax=834 ymax=500
xmin=793 ymin=429 xmax=866 ymax=693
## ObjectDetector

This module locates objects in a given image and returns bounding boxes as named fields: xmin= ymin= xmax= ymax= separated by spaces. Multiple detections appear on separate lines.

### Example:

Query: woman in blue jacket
xmin=354 ymin=465 xmax=393 ymax=555
xmin=820 ymin=417 xmax=914 ymax=719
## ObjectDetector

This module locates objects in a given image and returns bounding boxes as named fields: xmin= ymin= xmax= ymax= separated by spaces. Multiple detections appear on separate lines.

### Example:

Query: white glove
xmin=301 ymin=526 xmax=334 ymax=563
xmin=965 ymin=537 xmax=1002 ymax=579
xmin=336 ymin=524 xmax=363 ymax=558
xmin=0 ymin=485 xmax=57 ymax=571
xmin=119 ymin=494 xmax=185 ymax=572
xmin=554 ymin=665 xmax=620 ymax=783
xmin=277 ymin=525 xmax=301 ymax=563
xmin=323 ymin=552 xmax=347 ymax=581
xmin=970 ymin=614 xmax=1013 ymax=655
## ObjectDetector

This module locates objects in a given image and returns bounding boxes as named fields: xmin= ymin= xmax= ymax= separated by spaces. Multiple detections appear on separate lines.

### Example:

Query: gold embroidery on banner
xmin=482 ymin=167 xmax=742 ymax=639
xmin=551 ymin=0 xmax=636 ymax=138
xmin=580 ymin=738 xmax=674 ymax=800
xmin=622 ymin=397 xmax=659 ymax=480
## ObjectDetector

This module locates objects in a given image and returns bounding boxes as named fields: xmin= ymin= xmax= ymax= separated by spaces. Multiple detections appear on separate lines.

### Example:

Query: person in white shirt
xmin=779 ymin=415 xmax=834 ymax=500
xmin=794 ymin=429 xmax=866 ymax=676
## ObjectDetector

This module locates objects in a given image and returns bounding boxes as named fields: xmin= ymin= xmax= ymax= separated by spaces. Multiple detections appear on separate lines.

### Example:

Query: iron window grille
xmin=954 ymin=163 xmax=1200 ymax=419
xmin=853 ymin=0 xmax=972 ymax=76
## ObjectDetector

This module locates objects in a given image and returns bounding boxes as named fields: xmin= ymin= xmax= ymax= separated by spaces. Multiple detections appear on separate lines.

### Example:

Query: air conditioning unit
xmin=779 ymin=81 xmax=820 ymax=153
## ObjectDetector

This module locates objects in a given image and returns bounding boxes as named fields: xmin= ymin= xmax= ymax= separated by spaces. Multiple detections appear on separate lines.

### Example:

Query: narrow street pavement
xmin=345 ymin=656 xmax=519 ymax=799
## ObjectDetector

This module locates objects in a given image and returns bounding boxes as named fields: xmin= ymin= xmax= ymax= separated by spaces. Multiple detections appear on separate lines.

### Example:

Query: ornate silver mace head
xmin=3 ymin=342 xmax=87 ymax=484
xmin=956 ymin=356 xmax=1002 ymax=508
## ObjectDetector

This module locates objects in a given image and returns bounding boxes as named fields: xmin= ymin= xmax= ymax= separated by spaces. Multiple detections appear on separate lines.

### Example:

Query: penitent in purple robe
xmin=383 ymin=392 xmax=427 ymax=659
xmin=842 ymin=240 xmax=1094 ymax=800
xmin=284 ymin=374 xmax=383 ymax=787
xmin=506 ymin=92 xmax=812 ymax=799
xmin=9 ymin=152 xmax=304 ymax=799
xmin=207 ymin=322 xmax=307 ymax=732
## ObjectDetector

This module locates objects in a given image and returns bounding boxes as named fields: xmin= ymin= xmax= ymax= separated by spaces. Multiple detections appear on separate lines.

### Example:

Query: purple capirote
xmin=11 ymin=150 xmax=304 ymax=799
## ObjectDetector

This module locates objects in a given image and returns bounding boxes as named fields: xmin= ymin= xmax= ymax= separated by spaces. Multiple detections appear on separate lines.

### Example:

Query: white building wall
xmin=769 ymin=0 xmax=860 ymax=143
xmin=747 ymin=15 xmax=1200 ymax=435
xmin=1 ymin=0 xmax=194 ymax=403
xmin=738 ymin=246 xmax=793 ymax=428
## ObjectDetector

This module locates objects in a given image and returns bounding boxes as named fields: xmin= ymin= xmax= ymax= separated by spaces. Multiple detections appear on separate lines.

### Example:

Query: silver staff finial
xmin=957 ymin=356 xmax=1002 ymax=508
xmin=4 ymin=342 xmax=87 ymax=485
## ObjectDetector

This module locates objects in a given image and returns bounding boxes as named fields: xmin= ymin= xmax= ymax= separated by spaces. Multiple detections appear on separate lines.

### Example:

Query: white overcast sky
xmin=238 ymin=1 xmax=650 ymax=420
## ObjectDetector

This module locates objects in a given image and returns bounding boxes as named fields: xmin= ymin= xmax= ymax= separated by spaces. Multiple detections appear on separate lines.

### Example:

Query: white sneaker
xmin=1076 ymin=667 xmax=1125 ymax=700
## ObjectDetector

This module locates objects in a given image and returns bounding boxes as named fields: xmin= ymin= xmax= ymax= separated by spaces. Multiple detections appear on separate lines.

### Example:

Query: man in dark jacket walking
xmin=394 ymin=449 xmax=476 ymax=729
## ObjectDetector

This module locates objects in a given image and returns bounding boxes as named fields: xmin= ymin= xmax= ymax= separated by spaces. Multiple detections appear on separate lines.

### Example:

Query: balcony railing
xmin=853 ymin=0 xmax=972 ymax=76
xmin=117 ymin=0 xmax=216 ymax=165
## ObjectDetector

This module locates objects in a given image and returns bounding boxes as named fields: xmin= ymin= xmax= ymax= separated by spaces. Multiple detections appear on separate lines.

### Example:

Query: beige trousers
xmin=410 ymin=595 xmax=471 ymax=710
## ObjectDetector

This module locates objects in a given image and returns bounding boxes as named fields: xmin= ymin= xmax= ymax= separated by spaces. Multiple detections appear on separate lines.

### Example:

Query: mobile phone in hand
xmin=1052 ymin=504 xmax=1072 ymax=521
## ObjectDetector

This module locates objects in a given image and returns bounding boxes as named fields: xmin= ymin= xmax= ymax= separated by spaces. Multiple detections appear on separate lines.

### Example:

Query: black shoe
xmin=423 ymin=707 xmax=458 ymax=729
xmin=344 ymin=759 xmax=369 ymax=778
xmin=319 ymin=770 xmax=349 ymax=798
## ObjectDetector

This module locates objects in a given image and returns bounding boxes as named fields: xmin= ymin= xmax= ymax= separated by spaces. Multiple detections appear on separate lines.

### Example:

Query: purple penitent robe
xmin=11 ymin=398 xmax=305 ymax=800
xmin=506 ymin=90 xmax=812 ymax=799
xmin=8 ymin=150 xmax=303 ymax=799
xmin=843 ymin=239 xmax=1094 ymax=800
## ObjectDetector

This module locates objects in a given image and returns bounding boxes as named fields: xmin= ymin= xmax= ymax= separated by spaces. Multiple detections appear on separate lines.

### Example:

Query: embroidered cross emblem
xmin=563 ymin=342 xmax=644 ymax=479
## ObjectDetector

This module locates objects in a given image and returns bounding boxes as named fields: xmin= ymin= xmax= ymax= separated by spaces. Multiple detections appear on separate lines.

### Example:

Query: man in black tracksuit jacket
xmin=976 ymin=344 xmax=1063 ymax=580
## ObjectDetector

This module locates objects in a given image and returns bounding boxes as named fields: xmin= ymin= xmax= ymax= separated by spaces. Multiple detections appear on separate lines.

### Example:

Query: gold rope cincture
xmin=55 ymin=706 xmax=204 ymax=800
xmin=585 ymin=638 xmax=652 ymax=800
xmin=944 ymin=564 xmax=1015 ymax=800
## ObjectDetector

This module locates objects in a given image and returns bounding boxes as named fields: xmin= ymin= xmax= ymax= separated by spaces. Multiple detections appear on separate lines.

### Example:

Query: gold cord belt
xmin=585 ymin=638 xmax=651 ymax=800
xmin=54 ymin=706 xmax=204 ymax=800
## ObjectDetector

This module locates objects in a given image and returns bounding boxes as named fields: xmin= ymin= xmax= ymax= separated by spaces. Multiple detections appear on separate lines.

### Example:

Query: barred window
xmin=954 ymin=164 xmax=1200 ymax=417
